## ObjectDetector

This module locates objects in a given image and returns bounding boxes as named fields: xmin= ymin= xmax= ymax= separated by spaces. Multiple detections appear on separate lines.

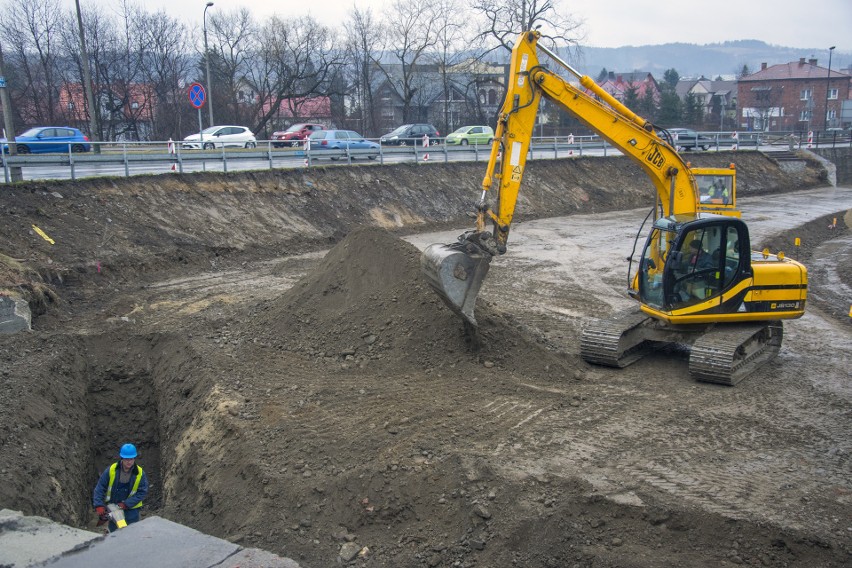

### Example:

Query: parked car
xmin=308 ymin=130 xmax=380 ymax=160
xmin=1 ymin=127 xmax=90 ymax=154
xmin=660 ymin=128 xmax=714 ymax=151
xmin=272 ymin=123 xmax=326 ymax=148
xmin=380 ymin=123 xmax=441 ymax=146
xmin=182 ymin=125 xmax=256 ymax=149
xmin=444 ymin=125 xmax=494 ymax=146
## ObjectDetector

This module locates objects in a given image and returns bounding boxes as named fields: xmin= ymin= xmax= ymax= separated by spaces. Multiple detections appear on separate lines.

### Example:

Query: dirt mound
xmin=248 ymin=226 xmax=574 ymax=377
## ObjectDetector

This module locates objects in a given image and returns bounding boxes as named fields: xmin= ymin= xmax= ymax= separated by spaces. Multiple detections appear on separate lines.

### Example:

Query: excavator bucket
xmin=420 ymin=242 xmax=492 ymax=326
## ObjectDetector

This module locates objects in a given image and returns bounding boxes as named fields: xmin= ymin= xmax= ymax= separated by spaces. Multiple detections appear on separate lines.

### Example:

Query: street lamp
xmin=203 ymin=1 xmax=215 ymax=128
xmin=824 ymin=45 xmax=835 ymax=131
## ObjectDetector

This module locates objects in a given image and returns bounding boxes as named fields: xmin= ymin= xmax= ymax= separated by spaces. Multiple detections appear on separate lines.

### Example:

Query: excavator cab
xmin=637 ymin=216 xmax=750 ymax=315
xmin=693 ymin=167 xmax=740 ymax=217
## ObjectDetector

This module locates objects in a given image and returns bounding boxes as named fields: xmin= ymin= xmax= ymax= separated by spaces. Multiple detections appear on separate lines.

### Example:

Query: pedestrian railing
xmin=2 ymin=131 xmax=849 ymax=183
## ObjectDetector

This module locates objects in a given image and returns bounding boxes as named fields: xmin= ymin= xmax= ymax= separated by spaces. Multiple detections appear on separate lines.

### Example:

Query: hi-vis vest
xmin=105 ymin=462 xmax=144 ymax=509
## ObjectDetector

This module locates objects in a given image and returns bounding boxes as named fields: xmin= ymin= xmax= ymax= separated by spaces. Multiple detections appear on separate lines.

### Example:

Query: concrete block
xmin=0 ymin=295 xmax=31 ymax=333
xmin=0 ymin=509 xmax=100 ymax=568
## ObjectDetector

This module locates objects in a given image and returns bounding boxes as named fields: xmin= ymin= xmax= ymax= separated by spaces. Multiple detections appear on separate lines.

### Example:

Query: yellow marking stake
xmin=32 ymin=225 xmax=55 ymax=245
xmin=794 ymin=237 xmax=800 ymax=246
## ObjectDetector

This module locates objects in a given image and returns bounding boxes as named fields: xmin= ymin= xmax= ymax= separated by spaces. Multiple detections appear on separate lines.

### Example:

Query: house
xmin=597 ymin=71 xmax=660 ymax=104
xmin=371 ymin=61 xmax=506 ymax=134
xmin=676 ymin=78 xmax=738 ymax=129
xmin=259 ymin=96 xmax=333 ymax=130
xmin=737 ymin=58 xmax=851 ymax=131
xmin=57 ymin=82 xmax=156 ymax=141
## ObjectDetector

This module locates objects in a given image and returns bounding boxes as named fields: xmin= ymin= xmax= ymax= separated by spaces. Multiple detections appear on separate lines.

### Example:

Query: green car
xmin=444 ymin=125 xmax=494 ymax=146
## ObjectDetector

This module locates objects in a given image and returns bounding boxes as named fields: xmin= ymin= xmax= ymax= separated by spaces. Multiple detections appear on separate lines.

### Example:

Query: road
xmin=2 ymin=140 xmax=790 ymax=182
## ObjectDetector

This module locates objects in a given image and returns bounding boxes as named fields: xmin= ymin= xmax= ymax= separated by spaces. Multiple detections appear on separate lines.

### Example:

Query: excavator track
xmin=580 ymin=307 xmax=656 ymax=368
xmin=688 ymin=321 xmax=783 ymax=386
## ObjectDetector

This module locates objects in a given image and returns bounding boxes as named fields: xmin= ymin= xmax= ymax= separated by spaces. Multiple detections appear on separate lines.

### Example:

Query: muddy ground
xmin=1 ymin=151 xmax=851 ymax=567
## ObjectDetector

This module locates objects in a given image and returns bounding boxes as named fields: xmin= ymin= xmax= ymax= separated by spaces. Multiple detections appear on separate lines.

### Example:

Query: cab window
xmin=666 ymin=226 xmax=723 ymax=309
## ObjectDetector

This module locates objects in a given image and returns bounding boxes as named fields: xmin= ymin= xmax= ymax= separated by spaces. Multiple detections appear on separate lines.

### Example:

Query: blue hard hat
xmin=119 ymin=443 xmax=138 ymax=459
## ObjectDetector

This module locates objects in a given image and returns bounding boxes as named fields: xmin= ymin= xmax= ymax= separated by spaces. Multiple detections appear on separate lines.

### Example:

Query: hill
xmin=569 ymin=40 xmax=849 ymax=78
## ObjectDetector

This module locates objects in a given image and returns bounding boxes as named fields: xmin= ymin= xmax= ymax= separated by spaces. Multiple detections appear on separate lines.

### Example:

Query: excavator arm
xmin=421 ymin=30 xmax=699 ymax=325
xmin=482 ymin=31 xmax=698 ymax=244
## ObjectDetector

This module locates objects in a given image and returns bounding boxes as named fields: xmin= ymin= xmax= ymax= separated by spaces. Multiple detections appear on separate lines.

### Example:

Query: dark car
xmin=272 ymin=123 xmax=326 ymax=148
xmin=661 ymin=128 xmax=714 ymax=151
xmin=1 ymin=127 xmax=90 ymax=154
xmin=308 ymin=130 xmax=380 ymax=160
xmin=380 ymin=123 xmax=441 ymax=146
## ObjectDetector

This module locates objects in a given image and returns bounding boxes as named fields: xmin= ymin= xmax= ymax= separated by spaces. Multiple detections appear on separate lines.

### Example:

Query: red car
xmin=272 ymin=123 xmax=326 ymax=147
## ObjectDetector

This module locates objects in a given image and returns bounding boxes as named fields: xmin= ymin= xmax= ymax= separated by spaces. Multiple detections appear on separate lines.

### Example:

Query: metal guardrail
xmin=2 ymin=131 xmax=850 ymax=183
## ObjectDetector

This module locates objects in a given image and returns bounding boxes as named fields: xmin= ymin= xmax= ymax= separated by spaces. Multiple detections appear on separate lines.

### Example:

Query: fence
xmin=2 ymin=131 xmax=850 ymax=183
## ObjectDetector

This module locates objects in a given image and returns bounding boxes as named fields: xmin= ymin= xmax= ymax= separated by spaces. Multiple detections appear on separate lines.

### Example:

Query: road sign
xmin=188 ymin=82 xmax=206 ymax=109
xmin=0 ymin=76 xmax=7 ymax=88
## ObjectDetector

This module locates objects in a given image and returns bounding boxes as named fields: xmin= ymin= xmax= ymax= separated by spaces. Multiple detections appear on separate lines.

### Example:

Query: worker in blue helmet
xmin=92 ymin=443 xmax=149 ymax=531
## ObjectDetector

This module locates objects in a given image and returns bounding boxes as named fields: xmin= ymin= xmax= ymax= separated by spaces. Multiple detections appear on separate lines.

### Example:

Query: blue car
xmin=308 ymin=130 xmax=380 ymax=160
xmin=2 ymin=126 xmax=91 ymax=154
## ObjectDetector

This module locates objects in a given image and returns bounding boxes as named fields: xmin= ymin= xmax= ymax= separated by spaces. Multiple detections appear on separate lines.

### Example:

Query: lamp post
xmin=824 ymin=45 xmax=835 ymax=131
xmin=203 ymin=2 xmax=215 ymax=128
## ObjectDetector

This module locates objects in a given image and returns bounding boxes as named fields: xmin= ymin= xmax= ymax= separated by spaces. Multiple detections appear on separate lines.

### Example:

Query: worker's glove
xmin=117 ymin=502 xmax=128 ymax=510
xmin=95 ymin=506 xmax=109 ymax=521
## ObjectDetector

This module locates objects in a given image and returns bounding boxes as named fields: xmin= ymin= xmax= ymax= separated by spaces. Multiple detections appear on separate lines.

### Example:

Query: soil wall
xmin=0 ymin=151 xmax=827 ymax=287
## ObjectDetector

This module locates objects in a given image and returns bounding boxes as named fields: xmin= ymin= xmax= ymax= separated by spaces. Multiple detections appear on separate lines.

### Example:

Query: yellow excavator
xmin=420 ymin=30 xmax=807 ymax=385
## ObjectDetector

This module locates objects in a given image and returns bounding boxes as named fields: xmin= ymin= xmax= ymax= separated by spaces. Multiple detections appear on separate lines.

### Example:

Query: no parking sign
xmin=188 ymin=83 xmax=206 ymax=108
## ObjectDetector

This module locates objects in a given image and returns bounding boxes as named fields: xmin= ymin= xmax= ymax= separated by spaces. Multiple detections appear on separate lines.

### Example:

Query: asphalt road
xmin=2 ymin=140 xmax=772 ymax=182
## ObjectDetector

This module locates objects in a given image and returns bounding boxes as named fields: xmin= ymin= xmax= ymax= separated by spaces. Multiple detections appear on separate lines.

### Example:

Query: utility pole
xmin=203 ymin=2 xmax=215 ymax=128
xmin=824 ymin=46 xmax=836 ymax=131
xmin=75 ymin=0 xmax=100 ymax=153
xmin=0 ymin=42 xmax=23 ymax=182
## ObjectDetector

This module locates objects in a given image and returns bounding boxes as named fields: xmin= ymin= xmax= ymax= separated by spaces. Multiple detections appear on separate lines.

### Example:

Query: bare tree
xmin=430 ymin=0 xmax=478 ymax=133
xmin=137 ymin=9 xmax=194 ymax=140
xmin=471 ymin=0 xmax=584 ymax=53
xmin=376 ymin=0 xmax=438 ymax=124
xmin=109 ymin=1 xmax=154 ymax=140
xmin=244 ymin=15 xmax=343 ymax=136
xmin=0 ymin=0 xmax=64 ymax=125
xmin=206 ymin=8 xmax=255 ymax=128
xmin=344 ymin=5 xmax=384 ymax=136
xmin=56 ymin=6 xmax=117 ymax=139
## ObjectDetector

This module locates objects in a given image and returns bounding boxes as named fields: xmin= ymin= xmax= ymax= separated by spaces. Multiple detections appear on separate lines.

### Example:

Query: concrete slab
xmin=40 ymin=516 xmax=240 ymax=567
xmin=216 ymin=548 xmax=302 ymax=568
xmin=0 ymin=509 xmax=100 ymax=568
xmin=28 ymin=516 xmax=302 ymax=568
xmin=0 ymin=295 xmax=31 ymax=333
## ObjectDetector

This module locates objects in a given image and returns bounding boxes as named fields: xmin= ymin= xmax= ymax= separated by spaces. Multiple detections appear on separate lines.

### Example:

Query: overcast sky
xmin=70 ymin=0 xmax=851 ymax=54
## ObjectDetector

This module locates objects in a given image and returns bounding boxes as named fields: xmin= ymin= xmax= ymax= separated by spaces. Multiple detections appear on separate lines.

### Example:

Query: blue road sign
xmin=0 ymin=76 xmax=7 ymax=88
xmin=188 ymin=82 xmax=206 ymax=109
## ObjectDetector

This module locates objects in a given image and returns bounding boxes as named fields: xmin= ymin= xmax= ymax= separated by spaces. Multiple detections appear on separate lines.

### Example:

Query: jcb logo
xmin=645 ymin=146 xmax=665 ymax=170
